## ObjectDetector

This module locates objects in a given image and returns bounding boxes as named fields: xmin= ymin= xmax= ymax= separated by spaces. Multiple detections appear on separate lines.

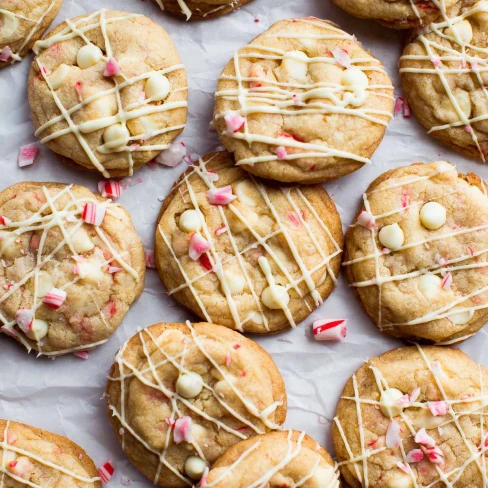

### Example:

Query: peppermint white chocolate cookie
xmin=0 ymin=0 xmax=63 ymax=68
xmin=214 ymin=17 xmax=394 ymax=184
xmin=152 ymin=0 xmax=254 ymax=20
xmin=333 ymin=346 xmax=488 ymax=488
xmin=28 ymin=9 xmax=188 ymax=178
xmin=105 ymin=321 xmax=287 ymax=488
xmin=400 ymin=0 xmax=488 ymax=161
xmin=0 ymin=419 xmax=100 ymax=487
xmin=155 ymin=151 xmax=343 ymax=334
xmin=344 ymin=161 xmax=488 ymax=344
xmin=0 ymin=182 xmax=145 ymax=356
xmin=204 ymin=430 xmax=340 ymax=488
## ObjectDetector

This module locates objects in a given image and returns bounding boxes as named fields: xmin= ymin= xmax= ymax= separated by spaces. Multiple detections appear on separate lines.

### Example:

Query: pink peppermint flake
xmin=275 ymin=146 xmax=288 ymax=160
xmin=98 ymin=180 xmax=121 ymax=199
xmin=108 ymin=265 xmax=123 ymax=274
xmin=145 ymin=250 xmax=155 ymax=268
xmin=207 ymin=186 xmax=237 ymax=206
xmin=435 ymin=253 xmax=447 ymax=267
xmin=215 ymin=225 xmax=227 ymax=236
xmin=189 ymin=234 xmax=211 ymax=261
xmin=165 ymin=418 xmax=175 ymax=427
xmin=42 ymin=288 xmax=67 ymax=310
xmin=403 ymin=99 xmax=411 ymax=118
xmin=98 ymin=460 xmax=115 ymax=483
xmin=0 ymin=216 xmax=12 ymax=226
xmin=0 ymin=46 xmax=12 ymax=62
xmin=394 ymin=97 xmax=404 ymax=117
xmin=406 ymin=448 xmax=424 ymax=463
xmin=357 ymin=210 xmax=375 ymax=230
xmin=103 ymin=57 xmax=122 ymax=77
xmin=249 ymin=64 xmax=265 ymax=88
xmin=173 ymin=416 xmax=193 ymax=444
xmin=429 ymin=401 xmax=449 ymax=417
xmin=6 ymin=432 xmax=17 ymax=445
xmin=15 ymin=309 xmax=33 ymax=334
xmin=414 ymin=428 xmax=436 ymax=448
xmin=82 ymin=203 xmax=106 ymax=226
xmin=288 ymin=211 xmax=304 ymax=227
xmin=292 ymin=93 xmax=304 ymax=105
xmin=224 ymin=111 xmax=246 ymax=133
xmin=312 ymin=319 xmax=347 ymax=341
xmin=409 ymin=387 xmax=421 ymax=404
xmin=155 ymin=141 xmax=187 ymax=167
xmin=396 ymin=461 xmax=409 ymax=475
xmin=427 ymin=446 xmax=444 ymax=465
xmin=206 ymin=170 xmax=219 ymax=182
xmin=386 ymin=420 xmax=402 ymax=448
xmin=225 ymin=352 xmax=231 ymax=366
xmin=18 ymin=143 xmax=39 ymax=168
xmin=332 ymin=47 xmax=351 ymax=68
xmin=432 ymin=57 xmax=442 ymax=67
xmin=200 ymin=467 xmax=209 ymax=488
xmin=468 ymin=246 xmax=475 ymax=257
xmin=73 ymin=351 xmax=89 ymax=360
xmin=441 ymin=273 xmax=453 ymax=291
xmin=465 ymin=125 xmax=473 ymax=133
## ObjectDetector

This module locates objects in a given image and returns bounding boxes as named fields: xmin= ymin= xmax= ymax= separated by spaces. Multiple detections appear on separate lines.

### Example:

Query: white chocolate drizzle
xmin=157 ymin=153 xmax=342 ymax=331
xmin=334 ymin=344 xmax=488 ymax=487
xmin=0 ymin=184 xmax=140 ymax=356
xmin=31 ymin=9 xmax=188 ymax=178
xmin=215 ymin=18 xmax=393 ymax=170
xmin=107 ymin=321 xmax=284 ymax=486
xmin=0 ymin=420 xmax=100 ymax=487
xmin=153 ymin=0 xmax=240 ymax=20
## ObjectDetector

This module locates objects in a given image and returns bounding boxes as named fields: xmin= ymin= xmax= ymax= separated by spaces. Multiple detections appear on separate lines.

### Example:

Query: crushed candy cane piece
xmin=225 ymin=352 xmax=231 ymax=366
xmin=108 ymin=265 xmax=123 ymax=274
xmin=406 ymin=449 xmax=424 ymax=463
xmin=332 ymin=47 xmax=351 ymax=68
xmin=394 ymin=97 xmax=404 ymax=116
xmin=427 ymin=446 xmax=444 ymax=464
xmin=82 ymin=203 xmax=106 ymax=226
xmin=104 ymin=57 xmax=121 ymax=77
xmin=189 ymin=234 xmax=211 ymax=261
xmin=98 ymin=180 xmax=121 ymax=199
xmin=42 ymin=288 xmax=67 ymax=309
xmin=215 ymin=225 xmax=227 ymax=236
xmin=199 ymin=254 xmax=213 ymax=271
xmin=414 ymin=428 xmax=436 ymax=448
xmin=468 ymin=246 xmax=475 ymax=257
xmin=409 ymin=387 xmax=421 ymax=404
xmin=396 ymin=461 xmax=409 ymax=475
xmin=429 ymin=401 xmax=449 ymax=417
xmin=98 ymin=460 xmax=115 ymax=484
xmin=386 ymin=420 xmax=402 ymax=448
xmin=441 ymin=272 xmax=452 ymax=290
xmin=15 ymin=309 xmax=33 ymax=333
xmin=357 ymin=211 xmax=375 ymax=230
xmin=74 ymin=351 xmax=89 ymax=360
xmin=207 ymin=186 xmax=237 ymax=206
xmin=18 ymin=143 xmax=39 ymax=168
xmin=145 ymin=250 xmax=155 ymax=268
xmin=312 ymin=319 xmax=347 ymax=341
xmin=435 ymin=253 xmax=446 ymax=266
xmin=155 ymin=141 xmax=187 ymax=167
xmin=200 ymin=467 xmax=209 ymax=488
xmin=0 ymin=46 xmax=12 ymax=62
xmin=0 ymin=216 xmax=12 ymax=226
xmin=275 ymin=146 xmax=288 ymax=160
xmin=403 ymin=99 xmax=411 ymax=118
xmin=173 ymin=416 xmax=193 ymax=444
xmin=224 ymin=111 xmax=245 ymax=133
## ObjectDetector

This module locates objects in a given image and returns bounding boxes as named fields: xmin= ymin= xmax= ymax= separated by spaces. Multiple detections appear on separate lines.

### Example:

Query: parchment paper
xmin=1 ymin=0 xmax=487 ymax=485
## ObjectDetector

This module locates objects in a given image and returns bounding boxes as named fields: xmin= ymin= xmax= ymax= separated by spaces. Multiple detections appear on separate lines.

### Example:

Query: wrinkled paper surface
xmin=1 ymin=0 xmax=487 ymax=485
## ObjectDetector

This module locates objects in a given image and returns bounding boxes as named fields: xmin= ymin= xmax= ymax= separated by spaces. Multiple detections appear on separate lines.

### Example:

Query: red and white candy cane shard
xmin=0 ymin=215 xmax=12 ymax=226
xmin=82 ymin=203 xmax=106 ymax=226
xmin=98 ymin=180 xmax=121 ymax=199
xmin=427 ymin=446 xmax=444 ymax=464
xmin=441 ymin=272 xmax=452 ymax=291
xmin=406 ymin=448 xmax=424 ymax=463
xmin=312 ymin=319 xmax=347 ymax=341
xmin=386 ymin=420 xmax=402 ymax=448
xmin=15 ymin=309 xmax=34 ymax=333
xmin=275 ymin=146 xmax=288 ymax=160
xmin=103 ymin=57 xmax=121 ymax=77
xmin=394 ymin=97 xmax=404 ymax=117
xmin=42 ymin=288 xmax=67 ymax=309
xmin=189 ymin=233 xmax=211 ymax=261
xmin=224 ymin=111 xmax=245 ymax=133
xmin=414 ymin=428 xmax=436 ymax=448
xmin=108 ymin=265 xmax=123 ymax=274
xmin=357 ymin=210 xmax=375 ymax=230
xmin=428 ymin=400 xmax=449 ymax=417
xmin=215 ymin=225 xmax=227 ymax=236
xmin=207 ymin=186 xmax=237 ymax=206
xmin=0 ymin=46 xmax=12 ymax=62
xmin=155 ymin=141 xmax=187 ymax=167
xmin=18 ymin=143 xmax=39 ymax=168
xmin=74 ymin=351 xmax=89 ymax=360
xmin=173 ymin=416 xmax=193 ymax=444
xmin=145 ymin=249 xmax=155 ymax=268
xmin=98 ymin=460 xmax=115 ymax=484
xmin=332 ymin=47 xmax=351 ymax=68
xmin=403 ymin=99 xmax=411 ymax=118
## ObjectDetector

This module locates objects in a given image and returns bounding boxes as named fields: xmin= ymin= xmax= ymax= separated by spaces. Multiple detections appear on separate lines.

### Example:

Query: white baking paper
xmin=1 ymin=0 xmax=487 ymax=486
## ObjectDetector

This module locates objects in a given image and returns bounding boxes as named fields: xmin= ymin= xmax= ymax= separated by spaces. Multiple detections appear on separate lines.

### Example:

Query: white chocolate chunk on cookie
xmin=261 ymin=285 xmax=290 ymax=310
xmin=184 ymin=456 xmax=207 ymax=480
xmin=179 ymin=209 xmax=203 ymax=233
xmin=419 ymin=274 xmax=442 ymax=300
xmin=0 ymin=231 xmax=21 ymax=258
xmin=103 ymin=124 xmax=130 ymax=151
xmin=77 ymin=44 xmax=103 ymax=69
xmin=444 ymin=20 xmax=473 ymax=44
xmin=280 ymin=51 xmax=309 ymax=82
xmin=448 ymin=306 xmax=473 ymax=325
xmin=235 ymin=180 xmax=258 ymax=207
xmin=0 ymin=11 xmax=19 ymax=38
xmin=76 ymin=255 xmax=105 ymax=283
xmin=378 ymin=223 xmax=404 ymax=250
xmin=388 ymin=475 xmax=413 ymax=488
xmin=341 ymin=67 xmax=369 ymax=88
xmin=420 ymin=202 xmax=446 ymax=230
xmin=37 ymin=271 xmax=54 ymax=298
xmin=379 ymin=388 xmax=405 ymax=417
xmin=222 ymin=270 xmax=246 ymax=294
xmin=176 ymin=372 xmax=203 ymax=398
xmin=25 ymin=319 xmax=49 ymax=341
xmin=71 ymin=228 xmax=95 ymax=253
xmin=145 ymin=73 xmax=171 ymax=101
xmin=49 ymin=64 xmax=70 ymax=90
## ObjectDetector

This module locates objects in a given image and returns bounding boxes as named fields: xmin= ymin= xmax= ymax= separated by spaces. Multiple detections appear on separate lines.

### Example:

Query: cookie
xmin=344 ymin=161 xmax=488 ymax=344
xmin=152 ymin=0 xmax=253 ymax=20
xmin=400 ymin=0 xmax=488 ymax=161
xmin=105 ymin=321 xmax=287 ymax=488
xmin=333 ymin=0 xmax=457 ymax=29
xmin=28 ymin=9 xmax=188 ymax=178
xmin=333 ymin=345 xmax=488 ymax=488
xmin=0 ymin=419 xmax=100 ymax=486
xmin=0 ymin=182 xmax=145 ymax=356
xmin=0 ymin=0 xmax=62 ymax=68
xmin=154 ymin=151 xmax=343 ymax=334
xmin=213 ymin=17 xmax=394 ymax=184
xmin=204 ymin=430 xmax=340 ymax=488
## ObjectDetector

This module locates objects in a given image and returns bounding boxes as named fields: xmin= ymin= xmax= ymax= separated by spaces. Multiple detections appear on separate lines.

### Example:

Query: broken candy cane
xmin=0 ymin=216 xmax=12 ymax=226
xmin=18 ymin=143 xmax=39 ymax=168
xmin=155 ymin=142 xmax=187 ymax=167
xmin=189 ymin=233 xmax=211 ymax=261
xmin=406 ymin=449 xmax=424 ymax=463
xmin=428 ymin=400 xmax=449 ymax=417
xmin=0 ymin=46 xmax=12 ymax=62
xmin=357 ymin=211 xmax=375 ymax=230
xmin=207 ymin=186 xmax=237 ymax=206
xmin=386 ymin=420 xmax=402 ymax=448
xmin=173 ymin=416 xmax=193 ymax=444
xmin=103 ymin=57 xmax=121 ymax=77
xmin=98 ymin=460 xmax=115 ymax=483
xmin=275 ymin=146 xmax=288 ymax=160
xmin=441 ymin=272 xmax=452 ymax=291
xmin=414 ymin=428 xmax=436 ymax=448
xmin=332 ymin=47 xmax=351 ymax=68
xmin=82 ymin=203 xmax=106 ymax=226
xmin=15 ymin=309 xmax=34 ymax=333
xmin=312 ymin=319 xmax=347 ymax=341
xmin=42 ymin=288 xmax=67 ymax=309
xmin=98 ymin=180 xmax=121 ymax=199
xmin=224 ymin=111 xmax=245 ymax=133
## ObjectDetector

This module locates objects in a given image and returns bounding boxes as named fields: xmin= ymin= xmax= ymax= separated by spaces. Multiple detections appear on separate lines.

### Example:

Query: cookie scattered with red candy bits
xmin=333 ymin=346 xmax=488 ymax=488
xmin=105 ymin=321 xmax=287 ymax=488
xmin=0 ymin=419 xmax=100 ymax=486
xmin=155 ymin=150 xmax=343 ymax=334
xmin=0 ymin=181 xmax=145 ymax=356
xmin=344 ymin=160 xmax=488 ymax=344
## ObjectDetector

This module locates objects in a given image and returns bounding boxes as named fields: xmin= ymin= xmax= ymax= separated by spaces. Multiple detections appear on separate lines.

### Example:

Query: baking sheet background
xmin=1 ymin=0 xmax=487 ymax=485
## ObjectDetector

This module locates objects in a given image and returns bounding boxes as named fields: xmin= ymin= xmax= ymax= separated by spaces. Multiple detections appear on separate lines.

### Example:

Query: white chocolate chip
xmin=77 ymin=256 xmax=105 ymax=284
xmin=444 ymin=20 xmax=473 ymax=44
xmin=25 ymin=319 xmax=49 ymax=341
xmin=235 ymin=180 xmax=258 ymax=207
xmin=378 ymin=224 xmax=404 ymax=250
xmin=341 ymin=67 xmax=369 ymax=88
xmin=419 ymin=274 xmax=442 ymax=300
xmin=261 ymin=285 xmax=290 ymax=310
xmin=145 ymin=73 xmax=171 ymax=101
xmin=420 ymin=202 xmax=446 ymax=230
xmin=251 ymin=312 xmax=264 ymax=324
xmin=176 ymin=372 xmax=203 ymax=399
xmin=103 ymin=124 xmax=130 ymax=151
xmin=314 ymin=466 xmax=335 ymax=486
xmin=49 ymin=64 xmax=70 ymax=90
xmin=0 ymin=11 xmax=19 ymax=38
xmin=71 ymin=228 xmax=94 ymax=253
xmin=184 ymin=456 xmax=207 ymax=480
xmin=387 ymin=475 xmax=413 ymax=488
xmin=1 ymin=451 xmax=16 ymax=465
xmin=179 ymin=210 xmax=203 ymax=233
xmin=448 ymin=306 xmax=474 ymax=325
xmin=413 ymin=409 xmax=446 ymax=430
xmin=0 ymin=231 xmax=20 ymax=258
xmin=76 ymin=44 xmax=103 ymax=69
xmin=281 ymin=51 xmax=309 ymax=82
xmin=8 ymin=456 xmax=33 ymax=479
xmin=37 ymin=272 xmax=54 ymax=298
xmin=379 ymin=388 xmax=405 ymax=417
xmin=222 ymin=270 xmax=246 ymax=294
